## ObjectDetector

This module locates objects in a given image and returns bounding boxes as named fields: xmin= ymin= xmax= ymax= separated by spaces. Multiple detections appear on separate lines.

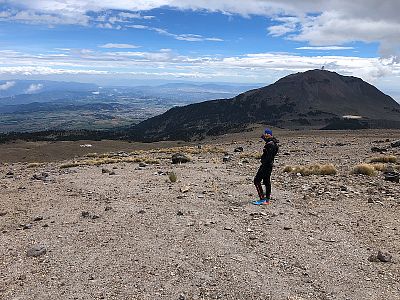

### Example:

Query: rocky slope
xmin=129 ymin=70 xmax=400 ymax=141
xmin=1 ymin=129 xmax=400 ymax=299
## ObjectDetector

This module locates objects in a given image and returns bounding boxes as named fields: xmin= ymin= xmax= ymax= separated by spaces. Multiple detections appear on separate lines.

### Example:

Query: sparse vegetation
xmin=60 ymin=162 xmax=82 ymax=169
xmin=370 ymin=155 xmax=397 ymax=163
xmin=351 ymin=164 xmax=377 ymax=176
xmin=26 ymin=162 xmax=43 ymax=168
xmin=283 ymin=164 xmax=337 ymax=176
xmin=168 ymin=172 xmax=177 ymax=183
xmin=149 ymin=145 xmax=226 ymax=155
xmin=60 ymin=153 xmax=160 ymax=168
xmin=371 ymin=163 xmax=387 ymax=172
xmin=239 ymin=152 xmax=262 ymax=159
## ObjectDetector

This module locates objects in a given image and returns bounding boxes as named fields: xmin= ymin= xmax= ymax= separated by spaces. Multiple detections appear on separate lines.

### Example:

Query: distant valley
xmin=0 ymin=80 xmax=258 ymax=132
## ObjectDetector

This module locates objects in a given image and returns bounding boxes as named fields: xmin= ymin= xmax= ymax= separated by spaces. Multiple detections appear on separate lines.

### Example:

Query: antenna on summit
xmin=321 ymin=66 xmax=325 ymax=70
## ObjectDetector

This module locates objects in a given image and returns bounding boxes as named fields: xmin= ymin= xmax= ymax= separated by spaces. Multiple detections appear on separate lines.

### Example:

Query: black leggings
xmin=254 ymin=164 xmax=272 ymax=200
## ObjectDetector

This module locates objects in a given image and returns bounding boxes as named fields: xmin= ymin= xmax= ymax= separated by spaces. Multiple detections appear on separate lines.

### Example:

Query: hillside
xmin=129 ymin=70 xmax=400 ymax=141
xmin=1 ymin=130 xmax=400 ymax=299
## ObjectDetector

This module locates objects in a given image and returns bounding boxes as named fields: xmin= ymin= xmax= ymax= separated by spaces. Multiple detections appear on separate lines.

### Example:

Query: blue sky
xmin=0 ymin=1 xmax=399 ymax=100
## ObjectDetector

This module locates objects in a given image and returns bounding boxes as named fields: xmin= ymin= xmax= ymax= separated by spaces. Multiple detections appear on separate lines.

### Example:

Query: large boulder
xmin=172 ymin=153 xmax=191 ymax=164
xmin=391 ymin=140 xmax=400 ymax=147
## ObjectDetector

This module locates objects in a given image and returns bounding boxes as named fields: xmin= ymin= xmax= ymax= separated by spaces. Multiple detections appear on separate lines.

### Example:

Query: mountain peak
xmin=128 ymin=70 xmax=400 ymax=141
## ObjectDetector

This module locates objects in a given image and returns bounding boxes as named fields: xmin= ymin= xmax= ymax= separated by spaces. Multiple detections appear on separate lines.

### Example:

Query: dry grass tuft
xmin=283 ymin=164 xmax=337 ymax=176
xmin=370 ymin=155 xmax=397 ymax=163
xmin=168 ymin=172 xmax=177 ymax=183
xmin=60 ymin=162 xmax=82 ymax=169
xmin=351 ymin=164 xmax=377 ymax=176
xmin=60 ymin=155 xmax=159 ymax=169
xmin=239 ymin=152 xmax=262 ymax=159
xmin=26 ymin=162 xmax=43 ymax=168
xmin=371 ymin=163 xmax=387 ymax=172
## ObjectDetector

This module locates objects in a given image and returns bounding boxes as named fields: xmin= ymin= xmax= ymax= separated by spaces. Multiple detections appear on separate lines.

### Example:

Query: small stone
xmin=138 ymin=210 xmax=146 ymax=214
xmin=109 ymin=171 xmax=116 ymax=175
xmin=31 ymin=172 xmax=49 ymax=181
xmin=101 ymin=168 xmax=110 ymax=173
xmin=105 ymin=206 xmax=112 ymax=211
xmin=0 ymin=211 xmax=7 ymax=217
xmin=81 ymin=211 xmax=90 ymax=218
xmin=283 ymin=226 xmax=292 ymax=230
xmin=91 ymin=214 xmax=100 ymax=219
xmin=177 ymin=211 xmax=184 ymax=216
xmin=377 ymin=251 xmax=392 ymax=263
xmin=390 ymin=140 xmax=400 ymax=147
xmin=33 ymin=216 xmax=43 ymax=222
xmin=18 ymin=274 xmax=27 ymax=281
xmin=23 ymin=224 xmax=32 ymax=230
xmin=223 ymin=155 xmax=231 ymax=163
xmin=224 ymin=226 xmax=233 ymax=231
xmin=180 ymin=186 xmax=190 ymax=193
xmin=27 ymin=245 xmax=47 ymax=257
xmin=178 ymin=294 xmax=186 ymax=300
xmin=234 ymin=147 xmax=244 ymax=152
xmin=139 ymin=162 xmax=147 ymax=168
xmin=367 ymin=198 xmax=375 ymax=203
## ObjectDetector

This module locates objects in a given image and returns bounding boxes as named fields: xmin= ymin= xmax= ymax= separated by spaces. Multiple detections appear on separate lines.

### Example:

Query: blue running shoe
xmin=252 ymin=199 xmax=269 ymax=205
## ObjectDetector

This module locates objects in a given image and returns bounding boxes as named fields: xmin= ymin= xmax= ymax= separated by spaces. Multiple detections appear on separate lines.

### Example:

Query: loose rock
xmin=377 ymin=251 xmax=393 ymax=263
xmin=391 ymin=140 xmax=400 ymax=147
xmin=172 ymin=153 xmax=191 ymax=164
xmin=223 ymin=155 xmax=231 ymax=163
xmin=27 ymin=245 xmax=47 ymax=257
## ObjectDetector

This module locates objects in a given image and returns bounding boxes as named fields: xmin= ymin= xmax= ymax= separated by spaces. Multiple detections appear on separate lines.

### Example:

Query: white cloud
xmin=0 ymin=48 xmax=399 ymax=85
xmin=0 ymin=66 xmax=109 ymax=75
xmin=25 ymin=83 xmax=44 ymax=93
xmin=0 ymin=81 xmax=16 ymax=90
xmin=99 ymin=43 xmax=140 ymax=49
xmin=128 ymin=25 xmax=223 ymax=42
xmin=296 ymin=46 xmax=355 ymax=51
xmin=2 ymin=1 xmax=399 ymax=57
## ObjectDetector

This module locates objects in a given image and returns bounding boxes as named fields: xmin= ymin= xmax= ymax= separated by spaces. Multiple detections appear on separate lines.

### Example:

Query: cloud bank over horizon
xmin=0 ymin=0 xmax=399 ymax=96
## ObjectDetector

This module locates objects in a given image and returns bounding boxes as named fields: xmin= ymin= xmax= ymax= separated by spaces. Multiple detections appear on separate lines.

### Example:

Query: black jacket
xmin=261 ymin=137 xmax=279 ymax=166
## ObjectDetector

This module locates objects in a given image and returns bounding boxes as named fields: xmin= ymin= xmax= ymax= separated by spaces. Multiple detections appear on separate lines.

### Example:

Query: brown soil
xmin=1 ymin=129 xmax=400 ymax=299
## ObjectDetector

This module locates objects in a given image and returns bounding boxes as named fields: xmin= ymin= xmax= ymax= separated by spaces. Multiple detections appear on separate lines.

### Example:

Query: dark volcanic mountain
xmin=129 ymin=69 xmax=400 ymax=141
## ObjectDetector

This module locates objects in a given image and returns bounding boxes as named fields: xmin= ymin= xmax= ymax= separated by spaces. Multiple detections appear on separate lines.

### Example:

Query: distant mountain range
xmin=128 ymin=69 xmax=400 ymax=141
xmin=0 ymin=80 xmax=259 ymax=107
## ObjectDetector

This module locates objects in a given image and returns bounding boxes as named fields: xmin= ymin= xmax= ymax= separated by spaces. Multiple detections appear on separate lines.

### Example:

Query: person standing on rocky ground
xmin=252 ymin=128 xmax=279 ymax=205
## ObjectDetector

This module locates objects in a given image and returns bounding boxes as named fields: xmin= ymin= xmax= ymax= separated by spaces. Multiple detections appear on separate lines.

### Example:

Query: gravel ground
xmin=1 ymin=130 xmax=400 ymax=300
